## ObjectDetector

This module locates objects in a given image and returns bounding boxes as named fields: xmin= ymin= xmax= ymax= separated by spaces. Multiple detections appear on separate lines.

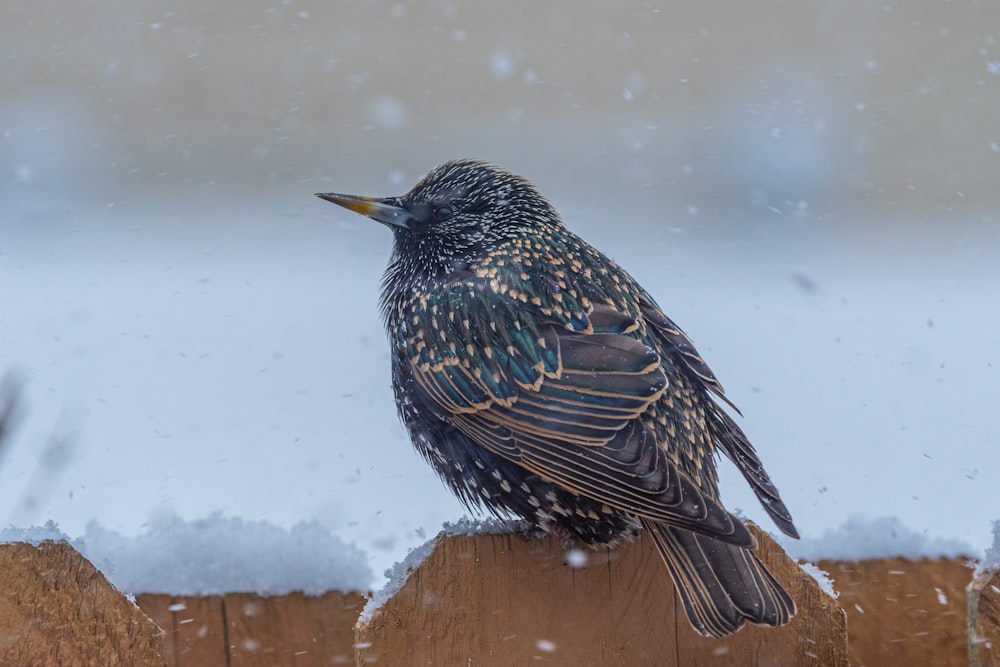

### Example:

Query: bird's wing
xmin=638 ymin=292 xmax=799 ymax=539
xmin=397 ymin=279 xmax=753 ymax=546
xmin=635 ymin=293 xmax=735 ymax=409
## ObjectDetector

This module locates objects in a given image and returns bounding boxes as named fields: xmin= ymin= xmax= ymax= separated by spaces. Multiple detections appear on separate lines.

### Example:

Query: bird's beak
xmin=315 ymin=192 xmax=411 ymax=229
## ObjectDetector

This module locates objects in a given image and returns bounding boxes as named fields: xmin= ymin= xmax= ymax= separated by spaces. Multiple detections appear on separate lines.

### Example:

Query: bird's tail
xmin=642 ymin=519 xmax=795 ymax=637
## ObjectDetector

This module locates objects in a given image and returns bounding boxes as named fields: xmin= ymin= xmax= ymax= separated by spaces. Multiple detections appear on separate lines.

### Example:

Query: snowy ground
xmin=2 ymin=183 xmax=997 ymax=594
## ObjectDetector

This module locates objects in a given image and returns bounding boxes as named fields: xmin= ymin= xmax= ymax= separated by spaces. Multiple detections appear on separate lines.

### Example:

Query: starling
xmin=317 ymin=159 xmax=799 ymax=637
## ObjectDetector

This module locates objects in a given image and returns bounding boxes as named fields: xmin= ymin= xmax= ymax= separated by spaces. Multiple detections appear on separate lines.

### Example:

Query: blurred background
xmin=2 ymin=0 xmax=998 ymax=581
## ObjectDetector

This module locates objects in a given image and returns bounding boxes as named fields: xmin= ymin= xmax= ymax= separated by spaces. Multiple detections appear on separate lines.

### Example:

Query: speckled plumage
xmin=317 ymin=159 xmax=799 ymax=637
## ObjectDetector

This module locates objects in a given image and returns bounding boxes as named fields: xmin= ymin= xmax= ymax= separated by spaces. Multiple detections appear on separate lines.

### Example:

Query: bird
xmin=316 ymin=159 xmax=799 ymax=637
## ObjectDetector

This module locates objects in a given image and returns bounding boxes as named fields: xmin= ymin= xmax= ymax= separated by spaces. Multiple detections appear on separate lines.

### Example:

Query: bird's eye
xmin=433 ymin=206 xmax=453 ymax=221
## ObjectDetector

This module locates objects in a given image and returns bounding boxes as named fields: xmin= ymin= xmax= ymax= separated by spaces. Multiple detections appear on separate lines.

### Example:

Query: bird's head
xmin=317 ymin=159 xmax=560 ymax=278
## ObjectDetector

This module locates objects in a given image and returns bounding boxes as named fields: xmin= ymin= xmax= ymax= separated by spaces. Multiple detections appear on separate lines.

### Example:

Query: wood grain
xmin=817 ymin=556 xmax=973 ymax=667
xmin=136 ymin=594 xmax=229 ymax=666
xmin=969 ymin=568 xmax=1000 ymax=667
xmin=136 ymin=590 xmax=364 ymax=666
xmin=3 ymin=535 xmax=994 ymax=665
xmin=356 ymin=523 xmax=848 ymax=666
xmin=0 ymin=540 xmax=165 ymax=666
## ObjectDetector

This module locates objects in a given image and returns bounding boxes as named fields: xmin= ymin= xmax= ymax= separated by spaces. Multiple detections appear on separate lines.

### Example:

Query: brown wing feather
xmin=406 ymin=292 xmax=754 ymax=546
xmin=466 ymin=414 xmax=753 ymax=544
xmin=643 ymin=518 xmax=795 ymax=637
xmin=637 ymin=294 xmax=741 ymax=413
xmin=637 ymin=294 xmax=799 ymax=539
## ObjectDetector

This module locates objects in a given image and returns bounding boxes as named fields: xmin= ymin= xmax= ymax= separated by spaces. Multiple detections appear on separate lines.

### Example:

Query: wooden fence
xmin=1 ymin=527 xmax=997 ymax=666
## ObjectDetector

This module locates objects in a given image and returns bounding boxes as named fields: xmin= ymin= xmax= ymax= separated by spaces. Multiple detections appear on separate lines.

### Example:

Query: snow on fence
xmin=1 ymin=526 xmax=997 ymax=666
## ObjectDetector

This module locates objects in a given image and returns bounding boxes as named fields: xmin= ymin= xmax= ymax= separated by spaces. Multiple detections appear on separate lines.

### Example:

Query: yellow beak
xmin=315 ymin=193 xmax=411 ymax=229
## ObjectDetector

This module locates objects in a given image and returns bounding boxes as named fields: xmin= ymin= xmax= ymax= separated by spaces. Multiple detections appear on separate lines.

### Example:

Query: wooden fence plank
xmin=818 ymin=556 xmax=972 ymax=667
xmin=0 ymin=541 xmax=165 ymax=666
xmin=356 ymin=523 xmax=847 ymax=666
xmin=133 ymin=595 xmax=177 ymax=665
xmin=3 ymin=536 xmax=990 ymax=665
xmin=137 ymin=594 xmax=230 ymax=667
xmin=224 ymin=591 xmax=362 ymax=666
xmin=969 ymin=569 xmax=1000 ymax=667
xmin=135 ymin=590 xmax=364 ymax=666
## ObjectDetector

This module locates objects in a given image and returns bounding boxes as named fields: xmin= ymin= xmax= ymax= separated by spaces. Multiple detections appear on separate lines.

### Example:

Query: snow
xmin=786 ymin=516 xmax=974 ymax=563
xmin=0 ymin=512 xmax=992 ymax=616
xmin=359 ymin=532 xmax=437 ymax=623
xmin=566 ymin=548 xmax=588 ymax=568
xmin=0 ymin=521 xmax=72 ymax=546
xmin=490 ymin=50 xmax=516 ymax=79
xmin=976 ymin=521 xmax=1000 ymax=576
xmin=441 ymin=516 xmax=520 ymax=536
xmin=535 ymin=639 xmax=557 ymax=653
xmin=365 ymin=95 xmax=410 ymax=132
xmin=358 ymin=516 xmax=519 ymax=622
xmin=797 ymin=562 xmax=838 ymax=599
xmin=1 ymin=514 xmax=373 ymax=596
